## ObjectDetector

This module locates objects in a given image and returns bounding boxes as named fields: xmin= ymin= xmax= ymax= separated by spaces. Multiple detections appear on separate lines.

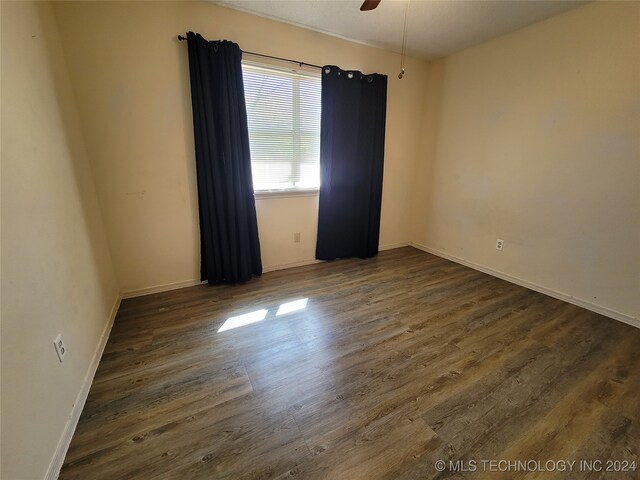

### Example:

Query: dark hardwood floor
xmin=60 ymin=247 xmax=640 ymax=479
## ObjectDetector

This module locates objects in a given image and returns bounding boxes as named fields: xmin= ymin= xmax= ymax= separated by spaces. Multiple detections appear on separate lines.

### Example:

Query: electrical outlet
xmin=496 ymin=239 xmax=504 ymax=251
xmin=53 ymin=334 xmax=67 ymax=362
xmin=294 ymin=233 xmax=301 ymax=243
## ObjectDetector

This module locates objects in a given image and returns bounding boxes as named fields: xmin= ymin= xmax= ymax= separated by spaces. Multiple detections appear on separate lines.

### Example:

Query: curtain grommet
xmin=348 ymin=72 xmax=354 ymax=79
xmin=324 ymin=67 xmax=331 ymax=74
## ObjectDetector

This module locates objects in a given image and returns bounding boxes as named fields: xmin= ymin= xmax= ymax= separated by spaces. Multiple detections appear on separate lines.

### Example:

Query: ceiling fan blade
xmin=360 ymin=0 xmax=381 ymax=11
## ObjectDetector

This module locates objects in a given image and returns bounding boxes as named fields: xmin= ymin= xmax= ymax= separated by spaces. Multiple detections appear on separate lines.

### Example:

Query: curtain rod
xmin=177 ymin=35 xmax=322 ymax=70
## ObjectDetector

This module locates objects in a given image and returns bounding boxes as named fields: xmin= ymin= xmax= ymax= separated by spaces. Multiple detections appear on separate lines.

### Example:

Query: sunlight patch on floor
xmin=276 ymin=298 xmax=308 ymax=317
xmin=218 ymin=308 xmax=268 ymax=332
xmin=218 ymin=298 xmax=309 ymax=332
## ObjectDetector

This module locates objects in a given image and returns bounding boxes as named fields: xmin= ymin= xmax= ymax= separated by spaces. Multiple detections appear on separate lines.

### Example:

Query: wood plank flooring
xmin=60 ymin=247 xmax=640 ymax=479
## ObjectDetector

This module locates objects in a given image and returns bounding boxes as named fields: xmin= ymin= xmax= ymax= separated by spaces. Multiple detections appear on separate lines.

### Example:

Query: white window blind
xmin=242 ymin=62 xmax=321 ymax=192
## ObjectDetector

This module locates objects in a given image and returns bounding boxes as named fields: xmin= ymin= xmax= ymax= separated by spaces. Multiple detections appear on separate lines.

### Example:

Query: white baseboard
xmin=262 ymin=243 xmax=408 ymax=273
xmin=123 ymin=244 xmax=412 ymax=298
xmin=379 ymin=242 xmax=409 ymax=251
xmin=263 ymin=259 xmax=321 ymax=273
xmin=409 ymin=242 xmax=639 ymax=329
xmin=45 ymin=294 xmax=122 ymax=480
xmin=121 ymin=279 xmax=203 ymax=299
xmin=120 ymin=264 xmax=323 ymax=296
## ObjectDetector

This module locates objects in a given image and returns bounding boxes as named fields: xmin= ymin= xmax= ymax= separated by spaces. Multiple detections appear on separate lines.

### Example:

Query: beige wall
xmin=412 ymin=1 xmax=640 ymax=320
xmin=0 ymin=2 xmax=120 ymax=479
xmin=256 ymin=194 xmax=320 ymax=271
xmin=52 ymin=1 xmax=429 ymax=294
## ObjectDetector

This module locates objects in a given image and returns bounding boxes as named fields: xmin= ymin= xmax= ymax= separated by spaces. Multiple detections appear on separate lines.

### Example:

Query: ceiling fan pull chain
xmin=399 ymin=0 xmax=410 ymax=79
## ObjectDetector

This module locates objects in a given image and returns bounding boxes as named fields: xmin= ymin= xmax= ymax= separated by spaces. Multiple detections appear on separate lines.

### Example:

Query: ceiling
xmin=215 ymin=0 xmax=588 ymax=60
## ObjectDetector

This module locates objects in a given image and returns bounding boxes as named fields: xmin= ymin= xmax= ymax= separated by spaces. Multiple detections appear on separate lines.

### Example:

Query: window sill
xmin=255 ymin=189 xmax=319 ymax=200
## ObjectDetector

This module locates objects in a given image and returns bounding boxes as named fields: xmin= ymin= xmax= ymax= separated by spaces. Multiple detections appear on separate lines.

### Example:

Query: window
xmin=242 ymin=62 xmax=321 ymax=192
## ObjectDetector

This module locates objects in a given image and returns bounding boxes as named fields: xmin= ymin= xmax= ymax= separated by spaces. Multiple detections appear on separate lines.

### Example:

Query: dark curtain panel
xmin=316 ymin=66 xmax=388 ymax=261
xmin=186 ymin=32 xmax=262 ymax=284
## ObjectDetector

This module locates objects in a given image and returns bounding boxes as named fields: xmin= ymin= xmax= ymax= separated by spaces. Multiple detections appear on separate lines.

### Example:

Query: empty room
xmin=1 ymin=0 xmax=639 ymax=478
